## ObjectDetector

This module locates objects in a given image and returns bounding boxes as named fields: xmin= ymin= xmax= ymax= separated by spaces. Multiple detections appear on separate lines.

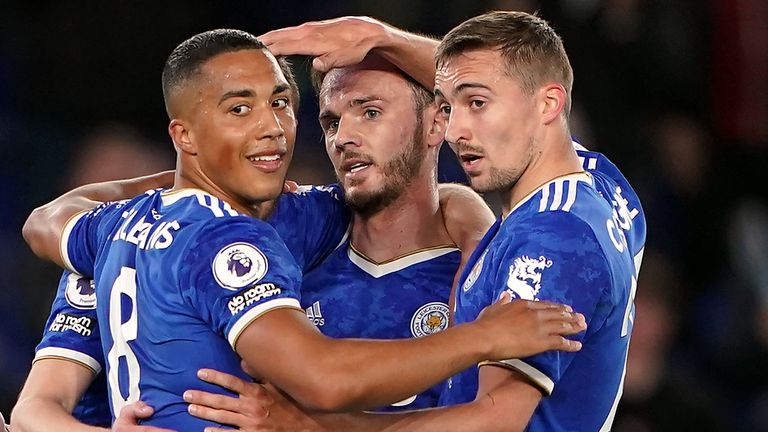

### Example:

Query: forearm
xmin=11 ymin=398 xmax=108 ymax=432
xmin=242 ymin=312 xmax=489 ymax=412
xmin=23 ymin=170 xmax=174 ymax=265
xmin=302 ymin=324 xmax=488 ymax=411
xmin=372 ymin=23 xmax=439 ymax=90
xmin=64 ymin=170 xmax=174 ymax=203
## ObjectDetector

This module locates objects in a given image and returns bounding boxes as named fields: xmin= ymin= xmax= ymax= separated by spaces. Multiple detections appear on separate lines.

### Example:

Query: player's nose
xmin=444 ymin=109 xmax=471 ymax=145
xmin=254 ymin=109 xmax=285 ymax=142
xmin=332 ymin=118 xmax=362 ymax=151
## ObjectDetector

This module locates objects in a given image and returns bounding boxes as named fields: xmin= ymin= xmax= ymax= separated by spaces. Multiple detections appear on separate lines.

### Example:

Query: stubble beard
xmin=341 ymin=128 xmax=426 ymax=217
xmin=468 ymin=136 xmax=534 ymax=194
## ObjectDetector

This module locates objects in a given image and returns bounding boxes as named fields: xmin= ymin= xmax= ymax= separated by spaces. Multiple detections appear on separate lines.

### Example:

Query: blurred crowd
xmin=1 ymin=0 xmax=766 ymax=430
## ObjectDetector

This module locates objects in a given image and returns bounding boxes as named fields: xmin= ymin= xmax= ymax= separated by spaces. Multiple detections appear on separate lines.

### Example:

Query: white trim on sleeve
xmin=59 ymin=211 xmax=88 ymax=274
xmin=227 ymin=297 xmax=302 ymax=348
xmin=34 ymin=346 xmax=102 ymax=374
xmin=482 ymin=358 xmax=555 ymax=395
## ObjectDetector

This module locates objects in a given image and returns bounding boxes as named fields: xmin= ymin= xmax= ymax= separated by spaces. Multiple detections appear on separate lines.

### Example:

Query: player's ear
xmin=424 ymin=102 xmax=445 ymax=148
xmin=169 ymin=119 xmax=197 ymax=155
xmin=540 ymin=83 xmax=567 ymax=125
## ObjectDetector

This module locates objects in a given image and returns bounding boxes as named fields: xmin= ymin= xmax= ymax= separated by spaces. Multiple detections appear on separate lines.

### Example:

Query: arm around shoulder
xmin=22 ymin=171 xmax=174 ymax=267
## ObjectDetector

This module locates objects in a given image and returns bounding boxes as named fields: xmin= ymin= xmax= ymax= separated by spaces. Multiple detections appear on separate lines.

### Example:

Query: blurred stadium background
xmin=1 ymin=1 xmax=766 ymax=430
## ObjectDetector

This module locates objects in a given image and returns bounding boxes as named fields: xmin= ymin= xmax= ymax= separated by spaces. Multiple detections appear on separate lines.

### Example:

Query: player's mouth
xmin=341 ymin=158 xmax=374 ymax=180
xmin=246 ymin=150 xmax=285 ymax=173
xmin=459 ymin=152 xmax=484 ymax=174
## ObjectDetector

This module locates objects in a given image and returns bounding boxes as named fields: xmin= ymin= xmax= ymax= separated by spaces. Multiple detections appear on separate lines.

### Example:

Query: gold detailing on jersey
xmin=349 ymin=243 xmax=458 ymax=265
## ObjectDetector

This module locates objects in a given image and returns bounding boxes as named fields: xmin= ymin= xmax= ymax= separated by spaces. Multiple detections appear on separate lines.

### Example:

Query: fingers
xmin=187 ymin=404 xmax=243 ymax=427
xmin=183 ymin=390 xmax=241 ymax=413
xmin=547 ymin=335 xmax=583 ymax=352
xmin=539 ymin=309 xmax=587 ymax=335
xmin=259 ymin=27 xmax=300 ymax=46
xmin=283 ymin=180 xmax=299 ymax=193
xmin=116 ymin=401 xmax=153 ymax=423
xmin=197 ymin=369 xmax=248 ymax=394
xmin=524 ymin=300 xmax=573 ymax=313
xmin=496 ymin=291 xmax=511 ymax=304
xmin=114 ymin=402 xmax=174 ymax=431
xmin=312 ymin=56 xmax=331 ymax=72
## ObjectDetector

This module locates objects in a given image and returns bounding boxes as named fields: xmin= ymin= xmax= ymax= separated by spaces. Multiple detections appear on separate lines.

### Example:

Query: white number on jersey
xmin=107 ymin=267 xmax=141 ymax=416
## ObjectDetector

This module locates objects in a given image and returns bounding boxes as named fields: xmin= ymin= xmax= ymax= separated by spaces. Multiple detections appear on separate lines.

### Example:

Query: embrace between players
xmin=12 ymin=10 xmax=645 ymax=432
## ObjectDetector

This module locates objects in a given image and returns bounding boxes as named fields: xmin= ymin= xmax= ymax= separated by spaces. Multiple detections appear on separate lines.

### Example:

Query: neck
xmin=350 ymin=169 xmax=454 ymax=263
xmin=173 ymin=164 xmax=276 ymax=220
xmin=500 ymin=131 xmax=582 ymax=215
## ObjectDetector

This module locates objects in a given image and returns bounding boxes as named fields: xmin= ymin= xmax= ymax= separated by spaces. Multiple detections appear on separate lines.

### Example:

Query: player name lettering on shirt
xmin=49 ymin=313 xmax=94 ymax=336
xmin=228 ymin=283 xmax=282 ymax=316
xmin=113 ymin=209 xmax=180 ymax=250
xmin=606 ymin=186 xmax=637 ymax=253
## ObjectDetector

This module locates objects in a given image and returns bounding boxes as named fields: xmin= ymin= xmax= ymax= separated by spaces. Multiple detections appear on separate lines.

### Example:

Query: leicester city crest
xmin=212 ymin=242 xmax=268 ymax=291
xmin=410 ymin=302 xmax=449 ymax=337
xmin=65 ymin=273 xmax=96 ymax=310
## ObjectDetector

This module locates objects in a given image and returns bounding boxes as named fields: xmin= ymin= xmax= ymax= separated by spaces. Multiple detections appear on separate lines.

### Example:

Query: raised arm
xmin=22 ymin=171 xmax=174 ymax=267
xmin=259 ymin=16 xmax=438 ymax=89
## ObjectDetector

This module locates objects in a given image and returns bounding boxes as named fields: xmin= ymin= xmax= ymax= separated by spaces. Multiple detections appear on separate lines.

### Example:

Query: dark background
xmin=1 ymin=0 xmax=766 ymax=430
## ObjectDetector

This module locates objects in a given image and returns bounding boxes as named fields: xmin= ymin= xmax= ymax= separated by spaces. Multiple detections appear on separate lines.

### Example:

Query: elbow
xmin=10 ymin=398 xmax=34 ymax=432
xmin=22 ymin=206 xmax=48 ymax=258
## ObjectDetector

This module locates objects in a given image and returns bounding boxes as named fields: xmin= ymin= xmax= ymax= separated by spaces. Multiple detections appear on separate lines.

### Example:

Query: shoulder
xmin=499 ymin=209 xmax=610 ymax=276
xmin=185 ymin=216 xmax=286 ymax=262
xmin=283 ymin=184 xmax=344 ymax=203
xmin=271 ymin=184 xmax=348 ymax=221
xmin=507 ymin=197 xmax=603 ymax=245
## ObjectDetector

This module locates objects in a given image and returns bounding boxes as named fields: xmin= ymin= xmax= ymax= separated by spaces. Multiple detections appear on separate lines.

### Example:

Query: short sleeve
xmin=484 ymin=212 xmax=612 ymax=395
xmin=180 ymin=217 xmax=303 ymax=349
xmin=61 ymin=199 xmax=132 ymax=277
xmin=268 ymin=184 xmax=351 ymax=272
xmin=34 ymin=271 xmax=103 ymax=374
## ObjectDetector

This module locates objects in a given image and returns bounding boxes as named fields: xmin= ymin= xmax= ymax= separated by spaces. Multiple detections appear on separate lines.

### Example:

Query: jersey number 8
xmin=107 ymin=267 xmax=141 ymax=417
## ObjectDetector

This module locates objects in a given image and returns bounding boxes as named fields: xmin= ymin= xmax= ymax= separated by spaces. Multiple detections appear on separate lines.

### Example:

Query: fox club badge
xmin=411 ymin=302 xmax=450 ymax=337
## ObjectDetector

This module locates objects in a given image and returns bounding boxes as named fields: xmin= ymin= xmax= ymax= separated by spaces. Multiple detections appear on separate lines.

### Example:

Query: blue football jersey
xmin=440 ymin=150 xmax=645 ymax=431
xmin=60 ymin=188 xmax=324 ymax=429
xmin=301 ymin=239 xmax=461 ymax=411
xmin=34 ymin=271 xmax=110 ymax=427
xmin=267 ymin=184 xmax=351 ymax=272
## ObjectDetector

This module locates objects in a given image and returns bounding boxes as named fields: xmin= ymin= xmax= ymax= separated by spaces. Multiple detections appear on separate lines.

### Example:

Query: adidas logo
xmin=305 ymin=301 xmax=325 ymax=327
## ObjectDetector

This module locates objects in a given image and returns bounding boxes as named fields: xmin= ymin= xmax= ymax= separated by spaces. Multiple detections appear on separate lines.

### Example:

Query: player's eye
xmin=324 ymin=119 xmax=340 ymax=133
xmin=231 ymin=104 xmax=251 ymax=115
xmin=363 ymin=109 xmax=380 ymax=120
xmin=438 ymin=103 xmax=451 ymax=116
xmin=272 ymin=98 xmax=289 ymax=109
xmin=470 ymin=99 xmax=486 ymax=109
